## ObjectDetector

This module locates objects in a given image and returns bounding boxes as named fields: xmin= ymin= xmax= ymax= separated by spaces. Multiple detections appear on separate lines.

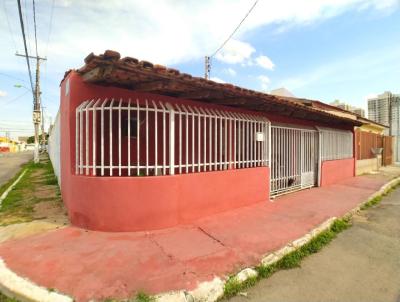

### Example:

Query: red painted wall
xmin=320 ymin=158 xmax=355 ymax=187
xmin=60 ymin=71 xmax=355 ymax=231
xmin=60 ymin=72 xmax=272 ymax=231
xmin=68 ymin=167 xmax=269 ymax=231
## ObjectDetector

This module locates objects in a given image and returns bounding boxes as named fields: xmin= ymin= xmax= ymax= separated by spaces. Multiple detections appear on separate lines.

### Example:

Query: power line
xmin=0 ymin=72 xmax=28 ymax=84
xmin=16 ymin=0 xmax=35 ymax=96
xmin=2 ymin=1 xmax=18 ymax=52
xmin=23 ymin=0 xmax=33 ymax=56
xmin=1 ymin=91 xmax=29 ymax=106
xmin=45 ymin=0 xmax=55 ymax=57
xmin=210 ymin=0 xmax=259 ymax=58
xmin=32 ymin=0 xmax=38 ymax=57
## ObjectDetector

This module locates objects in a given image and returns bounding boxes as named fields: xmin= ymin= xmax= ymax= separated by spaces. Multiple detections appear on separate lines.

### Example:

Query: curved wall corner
xmin=68 ymin=167 xmax=270 ymax=232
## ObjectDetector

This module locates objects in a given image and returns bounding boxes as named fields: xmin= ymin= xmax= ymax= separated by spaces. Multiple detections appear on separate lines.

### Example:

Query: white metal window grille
xmin=271 ymin=126 xmax=318 ymax=196
xmin=319 ymin=128 xmax=353 ymax=161
xmin=75 ymin=98 xmax=270 ymax=176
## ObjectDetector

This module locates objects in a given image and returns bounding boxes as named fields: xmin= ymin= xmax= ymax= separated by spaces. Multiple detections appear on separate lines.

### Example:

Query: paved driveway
xmin=230 ymin=185 xmax=400 ymax=302
xmin=0 ymin=152 xmax=33 ymax=187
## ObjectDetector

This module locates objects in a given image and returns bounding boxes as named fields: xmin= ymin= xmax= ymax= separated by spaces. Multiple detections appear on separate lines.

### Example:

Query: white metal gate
xmin=271 ymin=125 xmax=318 ymax=196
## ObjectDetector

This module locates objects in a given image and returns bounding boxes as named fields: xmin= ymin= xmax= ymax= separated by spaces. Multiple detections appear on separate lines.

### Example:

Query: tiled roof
xmin=69 ymin=50 xmax=363 ymax=127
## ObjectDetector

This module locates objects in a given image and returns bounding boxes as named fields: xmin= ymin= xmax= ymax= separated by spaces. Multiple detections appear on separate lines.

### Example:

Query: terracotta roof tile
xmin=69 ymin=50 xmax=363 ymax=127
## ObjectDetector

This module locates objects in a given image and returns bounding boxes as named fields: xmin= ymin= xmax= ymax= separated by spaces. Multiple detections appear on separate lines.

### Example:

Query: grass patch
xmin=0 ymin=154 xmax=64 ymax=226
xmin=360 ymin=196 xmax=382 ymax=210
xmin=221 ymin=182 xmax=400 ymax=301
xmin=103 ymin=292 xmax=154 ymax=302
xmin=220 ymin=217 xmax=352 ymax=300
xmin=0 ymin=291 xmax=20 ymax=302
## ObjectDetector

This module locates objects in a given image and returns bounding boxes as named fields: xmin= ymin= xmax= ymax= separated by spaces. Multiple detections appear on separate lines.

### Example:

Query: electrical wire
xmin=16 ymin=0 xmax=35 ymax=96
xmin=1 ymin=90 xmax=29 ymax=106
xmin=32 ymin=0 xmax=38 ymax=57
xmin=0 ymin=72 xmax=28 ymax=84
xmin=45 ymin=0 xmax=55 ymax=57
xmin=210 ymin=0 xmax=259 ymax=58
xmin=2 ymin=1 xmax=18 ymax=52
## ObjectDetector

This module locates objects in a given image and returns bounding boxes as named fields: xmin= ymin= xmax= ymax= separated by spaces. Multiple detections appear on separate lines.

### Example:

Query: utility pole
xmin=15 ymin=52 xmax=46 ymax=163
xmin=204 ymin=56 xmax=211 ymax=79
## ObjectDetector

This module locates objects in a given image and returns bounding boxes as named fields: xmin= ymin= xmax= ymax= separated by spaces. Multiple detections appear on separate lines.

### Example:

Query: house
xmin=290 ymin=98 xmax=392 ymax=175
xmin=58 ymin=50 xmax=362 ymax=232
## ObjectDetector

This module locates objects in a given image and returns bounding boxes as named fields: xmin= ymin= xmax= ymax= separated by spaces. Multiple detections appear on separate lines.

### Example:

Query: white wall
xmin=48 ymin=109 xmax=61 ymax=186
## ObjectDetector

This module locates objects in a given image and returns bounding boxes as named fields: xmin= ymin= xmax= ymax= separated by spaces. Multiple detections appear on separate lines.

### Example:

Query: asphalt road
xmin=0 ymin=152 xmax=33 ymax=187
xmin=230 ymin=186 xmax=400 ymax=302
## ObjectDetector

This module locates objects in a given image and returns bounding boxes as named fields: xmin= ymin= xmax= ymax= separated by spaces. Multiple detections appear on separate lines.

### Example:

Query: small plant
xmin=0 ymin=291 xmax=20 ymax=302
xmin=360 ymin=196 xmax=382 ymax=210
xmin=134 ymin=292 xmax=154 ymax=302
xmin=220 ymin=217 xmax=352 ymax=301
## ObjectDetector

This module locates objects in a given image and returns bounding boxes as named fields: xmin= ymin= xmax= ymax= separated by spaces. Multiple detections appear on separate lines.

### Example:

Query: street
xmin=0 ymin=152 xmax=33 ymax=187
xmin=230 ymin=187 xmax=400 ymax=302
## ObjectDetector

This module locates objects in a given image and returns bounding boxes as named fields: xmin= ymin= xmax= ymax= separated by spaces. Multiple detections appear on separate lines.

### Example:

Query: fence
xmin=48 ymin=110 xmax=61 ymax=184
xmin=355 ymin=129 xmax=393 ymax=166
xmin=75 ymin=98 xmax=270 ymax=177
xmin=319 ymin=128 xmax=353 ymax=161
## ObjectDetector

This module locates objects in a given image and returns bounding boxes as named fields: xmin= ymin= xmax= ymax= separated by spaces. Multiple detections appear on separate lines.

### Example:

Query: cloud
xmin=255 ymin=55 xmax=275 ymax=70
xmin=210 ymin=76 xmax=226 ymax=84
xmin=225 ymin=68 xmax=237 ymax=76
xmin=0 ymin=90 xmax=7 ymax=97
xmin=215 ymin=39 xmax=255 ymax=64
xmin=279 ymin=43 xmax=400 ymax=91
xmin=258 ymin=75 xmax=271 ymax=91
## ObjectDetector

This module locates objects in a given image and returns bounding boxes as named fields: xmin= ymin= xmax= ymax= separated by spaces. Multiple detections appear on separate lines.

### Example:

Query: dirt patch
xmin=0 ymin=154 xmax=69 ymax=229
xmin=33 ymin=201 xmax=69 ymax=224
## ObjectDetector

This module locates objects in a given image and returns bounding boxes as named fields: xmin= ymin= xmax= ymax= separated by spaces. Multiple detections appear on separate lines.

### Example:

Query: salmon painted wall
xmin=60 ymin=72 xmax=271 ymax=231
xmin=320 ymin=158 xmax=355 ymax=186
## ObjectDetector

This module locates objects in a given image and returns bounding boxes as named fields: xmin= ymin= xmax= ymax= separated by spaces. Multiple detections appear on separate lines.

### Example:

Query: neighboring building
xmin=330 ymin=100 xmax=365 ymax=117
xmin=269 ymin=87 xmax=295 ymax=98
xmin=0 ymin=137 xmax=19 ymax=153
xmin=368 ymin=91 xmax=400 ymax=161
xmin=57 ymin=50 xmax=361 ymax=232
xmin=18 ymin=136 xmax=29 ymax=144
xmin=290 ymin=98 xmax=391 ymax=175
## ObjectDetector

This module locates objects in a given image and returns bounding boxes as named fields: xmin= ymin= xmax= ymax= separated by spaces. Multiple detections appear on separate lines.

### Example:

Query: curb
xmin=156 ymin=175 xmax=400 ymax=302
xmin=0 ymin=169 xmax=27 ymax=208
xmin=0 ymin=259 xmax=73 ymax=302
xmin=1 ymin=176 xmax=399 ymax=302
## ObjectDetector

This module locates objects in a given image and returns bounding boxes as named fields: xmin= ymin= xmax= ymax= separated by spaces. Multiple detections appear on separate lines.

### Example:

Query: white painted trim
xmin=0 ymin=258 xmax=73 ymax=302
xmin=0 ymin=169 xmax=27 ymax=208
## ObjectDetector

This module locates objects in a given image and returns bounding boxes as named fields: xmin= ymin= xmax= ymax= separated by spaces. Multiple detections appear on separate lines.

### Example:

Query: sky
xmin=0 ymin=0 xmax=399 ymax=139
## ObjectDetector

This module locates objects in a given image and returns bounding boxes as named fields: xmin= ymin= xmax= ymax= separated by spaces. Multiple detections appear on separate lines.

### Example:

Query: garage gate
xmin=271 ymin=125 xmax=318 ymax=196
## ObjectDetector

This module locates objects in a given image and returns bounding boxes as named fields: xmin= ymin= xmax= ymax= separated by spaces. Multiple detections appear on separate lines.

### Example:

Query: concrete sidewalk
xmin=0 ymin=166 xmax=399 ymax=302
xmin=230 ymin=173 xmax=400 ymax=302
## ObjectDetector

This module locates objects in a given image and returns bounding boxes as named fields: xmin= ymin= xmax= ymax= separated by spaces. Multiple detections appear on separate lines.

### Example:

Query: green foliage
xmin=220 ymin=217 xmax=352 ymax=301
xmin=135 ymin=292 xmax=154 ymax=302
xmin=0 ymin=291 xmax=20 ymax=302
xmin=0 ymin=155 xmax=62 ymax=226
xmin=360 ymin=196 xmax=383 ymax=210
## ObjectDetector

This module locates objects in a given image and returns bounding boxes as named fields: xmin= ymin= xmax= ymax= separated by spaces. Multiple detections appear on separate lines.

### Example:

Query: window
xmin=122 ymin=117 xmax=138 ymax=138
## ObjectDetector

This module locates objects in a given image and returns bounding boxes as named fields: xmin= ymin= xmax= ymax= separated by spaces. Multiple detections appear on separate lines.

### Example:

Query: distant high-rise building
xmin=330 ymin=100 xmax=365 ymax=117
xmin=368 ymin=91 xmax=400 ymax=161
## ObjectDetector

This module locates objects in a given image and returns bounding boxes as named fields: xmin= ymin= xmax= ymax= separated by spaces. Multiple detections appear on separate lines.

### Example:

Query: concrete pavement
xmin=230 ymin=176 xmax=400 ymax=302
xmin=0 ymin=152 xmax=33 ymax=187
xmin=0 ymin=166 xmax=399 ymax=302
